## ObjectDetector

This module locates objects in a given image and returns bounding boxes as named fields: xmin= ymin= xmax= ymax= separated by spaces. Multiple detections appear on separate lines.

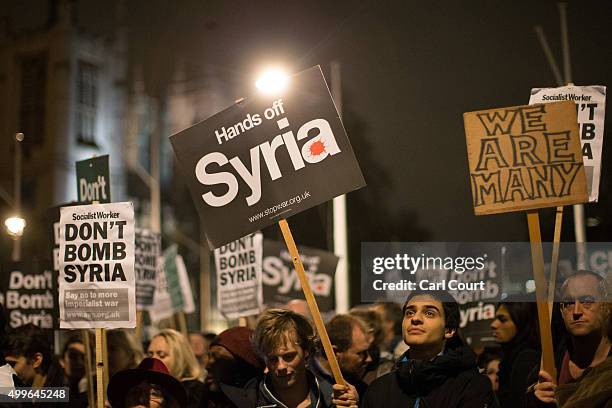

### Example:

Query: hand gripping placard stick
xmin=527 ymin=211 xmax=557 ymax=381
xmin=278 ymin=219 xmax=346 ymax=385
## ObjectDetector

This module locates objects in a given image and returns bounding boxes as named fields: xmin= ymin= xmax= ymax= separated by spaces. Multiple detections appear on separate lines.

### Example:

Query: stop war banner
xmin=262 ymin=240 xmax=338 ymax=312
xmin=58 ymin=202 xmax=136 ymax=329
xmin=529 ymin=85 xmax=606 ymax=202
xmin=463 ymin=101 xmax=588 ymax=215
xmin=170 ymin=65 xmax=366 ymax=248
xmin=0 ymin=260 xmax=58 ymax=329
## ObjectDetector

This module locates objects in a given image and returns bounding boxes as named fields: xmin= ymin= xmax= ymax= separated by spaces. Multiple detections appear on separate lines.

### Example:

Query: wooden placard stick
xmin=81 ymin=330 xmax=95 ymax=408
xmin=278 ymin=219 xmax=345 ymax=385
xmin=548 ymin=206 xmax=564 ymax=321
xmin=95 ymin=328 xmax=104 ymax=408
xmin=177 ymin=311 xmax=189 ymax=336
xmin=526 ymin=211 xmax=557 ymax=381
xmin=102 ymin=329 xmax=109 ymax=391
xmin=135 ymin=310 xmax=144 ymax=342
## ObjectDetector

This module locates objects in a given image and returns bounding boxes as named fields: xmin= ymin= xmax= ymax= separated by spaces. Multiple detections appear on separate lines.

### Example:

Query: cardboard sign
xmin=214 ymin=233 xmax=263 ymax=319
xmin=135 ymin=229 xmax=160 ymax=309
xmin=529 ymin=85 xmax=607 ymax=202
xmin=58 ymin=202 xmax=136 ymax=329
xmin=76 ymin=155 xmax=111 ymax=204
xmin=170 ymin=66 xmax=365 ymax=248
xmin=262 ymin=240 xmax=338 ymax=312
xmin=0 ymin=260 xmax=58 ymax=329
xmin=463 ymin=101 xmax=587 ymax=215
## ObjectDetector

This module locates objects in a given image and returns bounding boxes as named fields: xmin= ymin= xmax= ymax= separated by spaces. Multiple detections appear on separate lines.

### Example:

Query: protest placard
xmin=0 ymin=260 xmax=58 ymax=329
xmin=176 ymin=255 xmax=195 ymax=314
xmin=135 ymin=229 xmax=160 ymax=309
xmin=162 ymin=245 xmax=184 ymax=312
xmin=76 ymin=155 xmax=111 ymax=204
xmin=262 ymin=240 xmax=337 ymax=312
xmin=463 ymin=100 xmax=588 ymax=215
xmin=58 ymin=202 xmax=136 ymax=329
xmin=170 ymin=66 xmax=365 ymax=248
xmin=148 ymin=257 xmax=174 ymax=322
xmin=214 ymin=233 xmax=263 ymax=319
xmin=529 ymin=85 xmax=606 ymax=202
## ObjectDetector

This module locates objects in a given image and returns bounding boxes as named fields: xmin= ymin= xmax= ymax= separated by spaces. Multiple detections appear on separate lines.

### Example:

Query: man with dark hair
xmin=528 ymin=270 xmax=611 ymax=407
xmin=311 ymin=314 xmax=372 ymax=397
xmin=202 ymin=326 xmax=264 ymax=407
xmin=225 ymin=309 xmax=358 ymax=408
xmin=59 ymin=334 xmax=88 ymax=408
xmin=3 ymin=323 xmax=63 ymax=389
xmin=362 ymin=290 xmax=498 ymax=407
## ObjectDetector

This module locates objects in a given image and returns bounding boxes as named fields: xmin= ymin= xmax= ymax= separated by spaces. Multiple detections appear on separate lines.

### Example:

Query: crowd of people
xmin=0 ymin=269 xmax=610 ymax=407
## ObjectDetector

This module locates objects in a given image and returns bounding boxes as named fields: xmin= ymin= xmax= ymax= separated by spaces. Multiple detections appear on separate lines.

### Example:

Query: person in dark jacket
xmin=310 ymin=314 xmax=372 ymax=398
xmin=527 ymin=270 xmax=611 ymax=407
xmin=362 ymin=290 xmax=499 ymax=408
xmin=223 ymin=309 xmax=358 ymax=408
xmin=2 ymin=324 xmax=64 ymax=407
xmin=490 ymin=297 xmax=540 ymax=407
xmin=108 ymin=357 xmax=187 ymax=408
xmin=202 ymin=326 xmax=264 ymax=407
xmin=3 ymin=324 xmax=64 ymax=389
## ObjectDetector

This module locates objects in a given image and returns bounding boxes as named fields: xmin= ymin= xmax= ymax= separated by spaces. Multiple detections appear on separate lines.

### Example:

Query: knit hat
xmin=211 ymin=327 xmax=263 ymax=369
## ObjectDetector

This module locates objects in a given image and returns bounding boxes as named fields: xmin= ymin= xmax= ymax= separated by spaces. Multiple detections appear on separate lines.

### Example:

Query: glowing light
xmin=5 ymin=217 xmax=26 ymax=237
xmin=255 ymin=69 xmax=289 ymax=94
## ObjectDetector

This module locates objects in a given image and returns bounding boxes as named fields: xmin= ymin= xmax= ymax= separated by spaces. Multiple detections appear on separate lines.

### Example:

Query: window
xmin=76 ymin=61 xmax=98 ymax=146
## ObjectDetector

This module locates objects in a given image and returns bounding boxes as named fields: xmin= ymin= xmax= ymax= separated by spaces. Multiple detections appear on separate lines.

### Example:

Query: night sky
xmin=3 ymin=0 xmax=611 ymax=243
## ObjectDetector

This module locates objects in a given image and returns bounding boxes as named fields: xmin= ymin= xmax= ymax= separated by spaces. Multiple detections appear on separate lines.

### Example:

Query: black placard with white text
xmin=262 ymin=240 xmax=337 ymax=312
xmin=0 ymin=260 xmax=58 ymax=329
xmin=170 ymin=66 xmax=365 ymax=248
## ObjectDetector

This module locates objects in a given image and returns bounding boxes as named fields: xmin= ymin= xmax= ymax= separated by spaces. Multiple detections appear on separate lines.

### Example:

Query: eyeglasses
xmin=560 ymin=295 xmax=596 ymax=311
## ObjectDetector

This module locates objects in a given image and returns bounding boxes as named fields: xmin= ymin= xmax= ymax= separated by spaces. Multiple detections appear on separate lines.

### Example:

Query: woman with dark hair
xmin=490 ymin=297 xmax=540 ymax=407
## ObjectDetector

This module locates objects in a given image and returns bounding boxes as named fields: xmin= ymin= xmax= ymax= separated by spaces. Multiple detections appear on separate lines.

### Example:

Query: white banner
xmin=58 ymin=202 xmax=136 ymax=329
xmin=529 ymin=85 xmax=606 ymax=202
xmin=176 ymin=255 xmax=195 ymax=314
xmin=214 ymin=232 xmax=263 ymax=319
xmin=148 ymin=255 xmax=174 ymax=322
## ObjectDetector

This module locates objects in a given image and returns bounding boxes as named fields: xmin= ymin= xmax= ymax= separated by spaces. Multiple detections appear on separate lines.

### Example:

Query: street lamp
xmin=5 ymin=216 xmax=26 ymax=237
xmin=255 ymin=68 xmax=289 ymax=94
xmin=6 ymin=132 xmax=24 ymax=261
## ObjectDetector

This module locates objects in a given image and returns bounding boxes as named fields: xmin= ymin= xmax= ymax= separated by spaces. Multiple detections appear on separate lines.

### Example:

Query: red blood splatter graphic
xmin=309 ymin=141 xmax=326 ymax=156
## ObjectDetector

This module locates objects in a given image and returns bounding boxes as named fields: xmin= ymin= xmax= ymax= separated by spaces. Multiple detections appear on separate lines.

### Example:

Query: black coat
xmin=497 ymin=346 xmax=540 ymax=407
xmin=362 ymin=346 xmax=499 ymax=408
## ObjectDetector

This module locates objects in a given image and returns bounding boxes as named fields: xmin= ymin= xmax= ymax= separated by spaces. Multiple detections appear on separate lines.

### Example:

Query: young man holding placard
xmin=362 ymin=291 xmax=498 ymax=407
xmin=227 ymin=309 xmax=358 ymax=408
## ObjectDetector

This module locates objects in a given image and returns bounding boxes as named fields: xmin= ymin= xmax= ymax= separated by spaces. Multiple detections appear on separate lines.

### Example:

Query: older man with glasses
xmin=528 ymin=270 xmax=612 ymax=407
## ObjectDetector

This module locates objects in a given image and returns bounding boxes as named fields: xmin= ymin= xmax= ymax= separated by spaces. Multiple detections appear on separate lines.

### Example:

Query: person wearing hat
xmin=202 ymin=326 xmax=264 ymax=407
xmin=107 ymin=357 xmax=187 ymax=408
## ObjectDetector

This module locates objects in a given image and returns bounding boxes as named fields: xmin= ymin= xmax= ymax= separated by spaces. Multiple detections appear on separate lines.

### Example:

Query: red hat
xmin=211 ymin=327 xmax=263 ymax=369
xmin=107 ymin=358 xmax=186 ymax=408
